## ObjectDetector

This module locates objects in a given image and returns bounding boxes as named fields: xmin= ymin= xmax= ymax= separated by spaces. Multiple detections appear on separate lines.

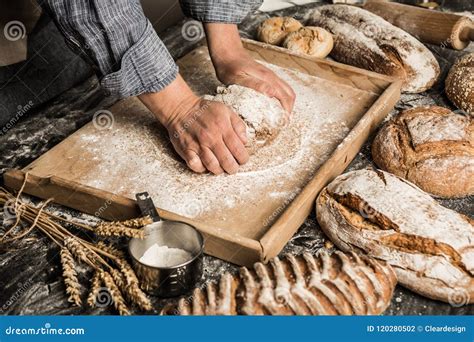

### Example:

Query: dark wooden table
xmin=0 ymin=2 xmax=472 ymax=315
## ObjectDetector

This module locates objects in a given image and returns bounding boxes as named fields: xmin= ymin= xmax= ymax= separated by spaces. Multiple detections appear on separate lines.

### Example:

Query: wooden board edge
xmin=3 ymin=169 xmax=264 ymax=266
xmin=242 ymin=38 xmax=399 ymax=84
xmin=259 ymin=80 xmax=402 ymax=261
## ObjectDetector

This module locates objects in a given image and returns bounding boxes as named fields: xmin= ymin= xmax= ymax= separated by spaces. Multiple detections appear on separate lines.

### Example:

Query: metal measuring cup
xmin=128 ymin=192 xmax=204 ymax=297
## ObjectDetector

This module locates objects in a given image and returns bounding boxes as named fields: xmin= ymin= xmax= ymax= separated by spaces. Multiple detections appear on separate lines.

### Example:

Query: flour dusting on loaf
xmin=161 ymin=251 xmax=396 ymax=315
xmin=316 ymin=169 xmax=474 ymax=303
xmin=305 ymin=5 xmax=440 ymax=93
xmin=209 ymin=85 xmax=287 ymax=152
xmin=372 ymin=106 xmax=474 ymax=198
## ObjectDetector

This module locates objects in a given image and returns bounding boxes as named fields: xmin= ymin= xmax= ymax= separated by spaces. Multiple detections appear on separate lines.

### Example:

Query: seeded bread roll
xmin=316 ymin=169 xmax=474 ymax=304
xmin=282 ymin=26 xmax=334 ymax=58
xmin=372 ymin=106 xmax=474 ymax=198
xmin=161 ymin=251 xmax=397 ymax=315
xmin=306 ymin=4 xmax=440 ymax=93
xmin=257 ymin=17 xmax=303 ymax=46
xmin=446 ymin=53 xmax=474 ymax=116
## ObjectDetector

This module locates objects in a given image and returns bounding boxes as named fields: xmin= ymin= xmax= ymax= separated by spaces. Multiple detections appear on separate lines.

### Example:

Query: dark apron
xmin=0 ymin=0 xmax=92 ymax=130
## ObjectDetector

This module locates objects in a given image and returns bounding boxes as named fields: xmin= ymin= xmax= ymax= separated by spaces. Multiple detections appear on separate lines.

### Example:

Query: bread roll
xmin=209 ymin=85 xmax=287 ymax=153
xmin=282 ymin=26 xmax=334 ymax=58
xmin=372 ymin=106 xmax=474 ymax=198
xmin=161 ymin=251 xmax=397 ymax=315
xmin=257 ymin=17 xmax=303 ymax=45
xmin=306 ymin=4 xmax=440 ymax=93
xmin=446 ymin=53 xmax=474 ymax=116
xmin=316 ymin=169 xmax=474 ymax=304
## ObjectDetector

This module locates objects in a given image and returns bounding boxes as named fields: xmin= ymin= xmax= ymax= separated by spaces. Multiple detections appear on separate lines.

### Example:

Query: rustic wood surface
xmin=0 ymin=2 xmax=473 ymax=315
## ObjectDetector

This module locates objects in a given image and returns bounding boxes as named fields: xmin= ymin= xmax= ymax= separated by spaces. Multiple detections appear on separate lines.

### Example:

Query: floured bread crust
xmin=209 ymin=85 xmax=287 ymax=153
xmin=446 ymin=53 xmax=474 ymax=115
xmin=161 ymin=251 xmax=396 ymax=315
xmin=282 ymin=26 xmax=334 ymax=58
xmin=372 ymin=106 xmax=474 ymax=198
xmin=305 ymin=4 xmax=440 ymax=93
xmin=316 ymin=169 xmax=474 ymax=303
xmin=257 ymin=17 xmax=303 ymax=46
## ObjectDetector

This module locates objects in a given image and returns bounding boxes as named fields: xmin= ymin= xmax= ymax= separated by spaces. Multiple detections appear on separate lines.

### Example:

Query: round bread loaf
xmin=316 ymin=169 xmax=474 ymax=304
xmin=282 ymin=26 xmax=334 ymax=58
xmin=257 ymin=17 xmax=303 ymax=45
xmin=446 ymin=53 xmax=474 ymax=116
xmin=372 ymin=106 xmax=473 ymax=198
xmin=162 ymin=251 xmax=397 ymax=315
xmin=306 ymin=5 xmax=440 ymax=93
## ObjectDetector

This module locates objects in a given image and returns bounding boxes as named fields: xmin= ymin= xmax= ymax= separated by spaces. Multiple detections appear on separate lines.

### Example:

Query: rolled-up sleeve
xmin=179 ymin=0 xmax=263 ymax=23
xmin=40 ymin=0 xmax=178 ymax=98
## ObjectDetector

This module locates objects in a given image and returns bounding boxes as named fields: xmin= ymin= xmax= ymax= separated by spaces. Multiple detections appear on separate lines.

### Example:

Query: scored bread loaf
xmin=305 ymin=4 xmax=440 ymax=93
xmin=161 ymin=251 xmax=397 ymax=315
xmin=372 ymin=106 xmax=474 ymax=198
xmin=445 ymin=53 xmax=474 ymax=116
xmin=316 ymin=169 xmax=474 ymax=304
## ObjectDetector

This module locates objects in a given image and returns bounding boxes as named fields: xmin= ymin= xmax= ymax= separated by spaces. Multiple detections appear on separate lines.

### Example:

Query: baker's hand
xmin=205 ymin=23 xmax=296 ymax=115
xmin=139 ymin=75 xmax=249 ymax=175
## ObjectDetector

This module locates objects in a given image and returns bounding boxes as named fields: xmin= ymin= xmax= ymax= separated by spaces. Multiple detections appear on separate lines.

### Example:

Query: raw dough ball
xmin=445 ymin=52 xmax=474 ymax=116
xmin=282 ymin=26 xmax=333 ymax=58
xmin=257 ymin=17 xmax=303 ymax=45
xmin=209 ymin=85 xmax=287 ymax=153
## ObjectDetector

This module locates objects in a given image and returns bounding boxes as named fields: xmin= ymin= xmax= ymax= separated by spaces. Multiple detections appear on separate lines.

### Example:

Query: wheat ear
xmin=60 ymin=247 xmax=82 ymax=306
xmin=94 ymin=225 xmax=144 ymax=239
xmin=115 ymin=258 xmax=152 ymax=311
xmin=64 ymin=237 xmax=97 ymax=267
xmin=96 ymin=241 xmax=125 ymax=258
xmin=87 ymin=271 xmax=102 ymax=308
xmin=99 ymin=270 xmax=131 ymax=316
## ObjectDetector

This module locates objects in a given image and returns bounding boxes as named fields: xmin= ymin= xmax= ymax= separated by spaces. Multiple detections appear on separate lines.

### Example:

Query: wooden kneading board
xmin=4 ymin=39 xmax=401 ymax=267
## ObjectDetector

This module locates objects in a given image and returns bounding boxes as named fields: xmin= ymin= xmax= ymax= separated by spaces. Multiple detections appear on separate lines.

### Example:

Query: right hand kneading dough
xmin=208 ymin=85 xmax=288 ymax=153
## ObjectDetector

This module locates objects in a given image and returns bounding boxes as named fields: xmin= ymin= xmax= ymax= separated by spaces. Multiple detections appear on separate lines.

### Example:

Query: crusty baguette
xmin=305 ymin=4 xmax=440 ymax=93
xmin=161 ymin=251 xmax=397 ymax=315
xmin=316 ymin=169 xmax=474 ymax=304
xmin=446 ymin=53 xmax=474 ymax=116
xmin=372 ymin=106 xmax=474 ymax=198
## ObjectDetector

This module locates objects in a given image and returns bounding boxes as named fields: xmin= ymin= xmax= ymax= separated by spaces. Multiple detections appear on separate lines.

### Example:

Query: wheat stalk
xmin=60 ymin=247 xmax=82 ymax=306
xmin=0 ymin=181 xmax=154 ymax=315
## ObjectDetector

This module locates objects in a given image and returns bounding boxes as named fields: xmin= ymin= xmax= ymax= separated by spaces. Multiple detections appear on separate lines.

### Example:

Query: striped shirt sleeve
xmin=179 ymin=0 xmax=263 ymax=23
xmin=40 ymin=0 xmax=178 ymax=98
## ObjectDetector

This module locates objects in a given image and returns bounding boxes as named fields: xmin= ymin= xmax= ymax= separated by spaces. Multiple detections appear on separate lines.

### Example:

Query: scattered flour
xmin=139 ymin=243 xmax=193 ymax=267
xmin=72 ymin=53 xmax=377 ymax=236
